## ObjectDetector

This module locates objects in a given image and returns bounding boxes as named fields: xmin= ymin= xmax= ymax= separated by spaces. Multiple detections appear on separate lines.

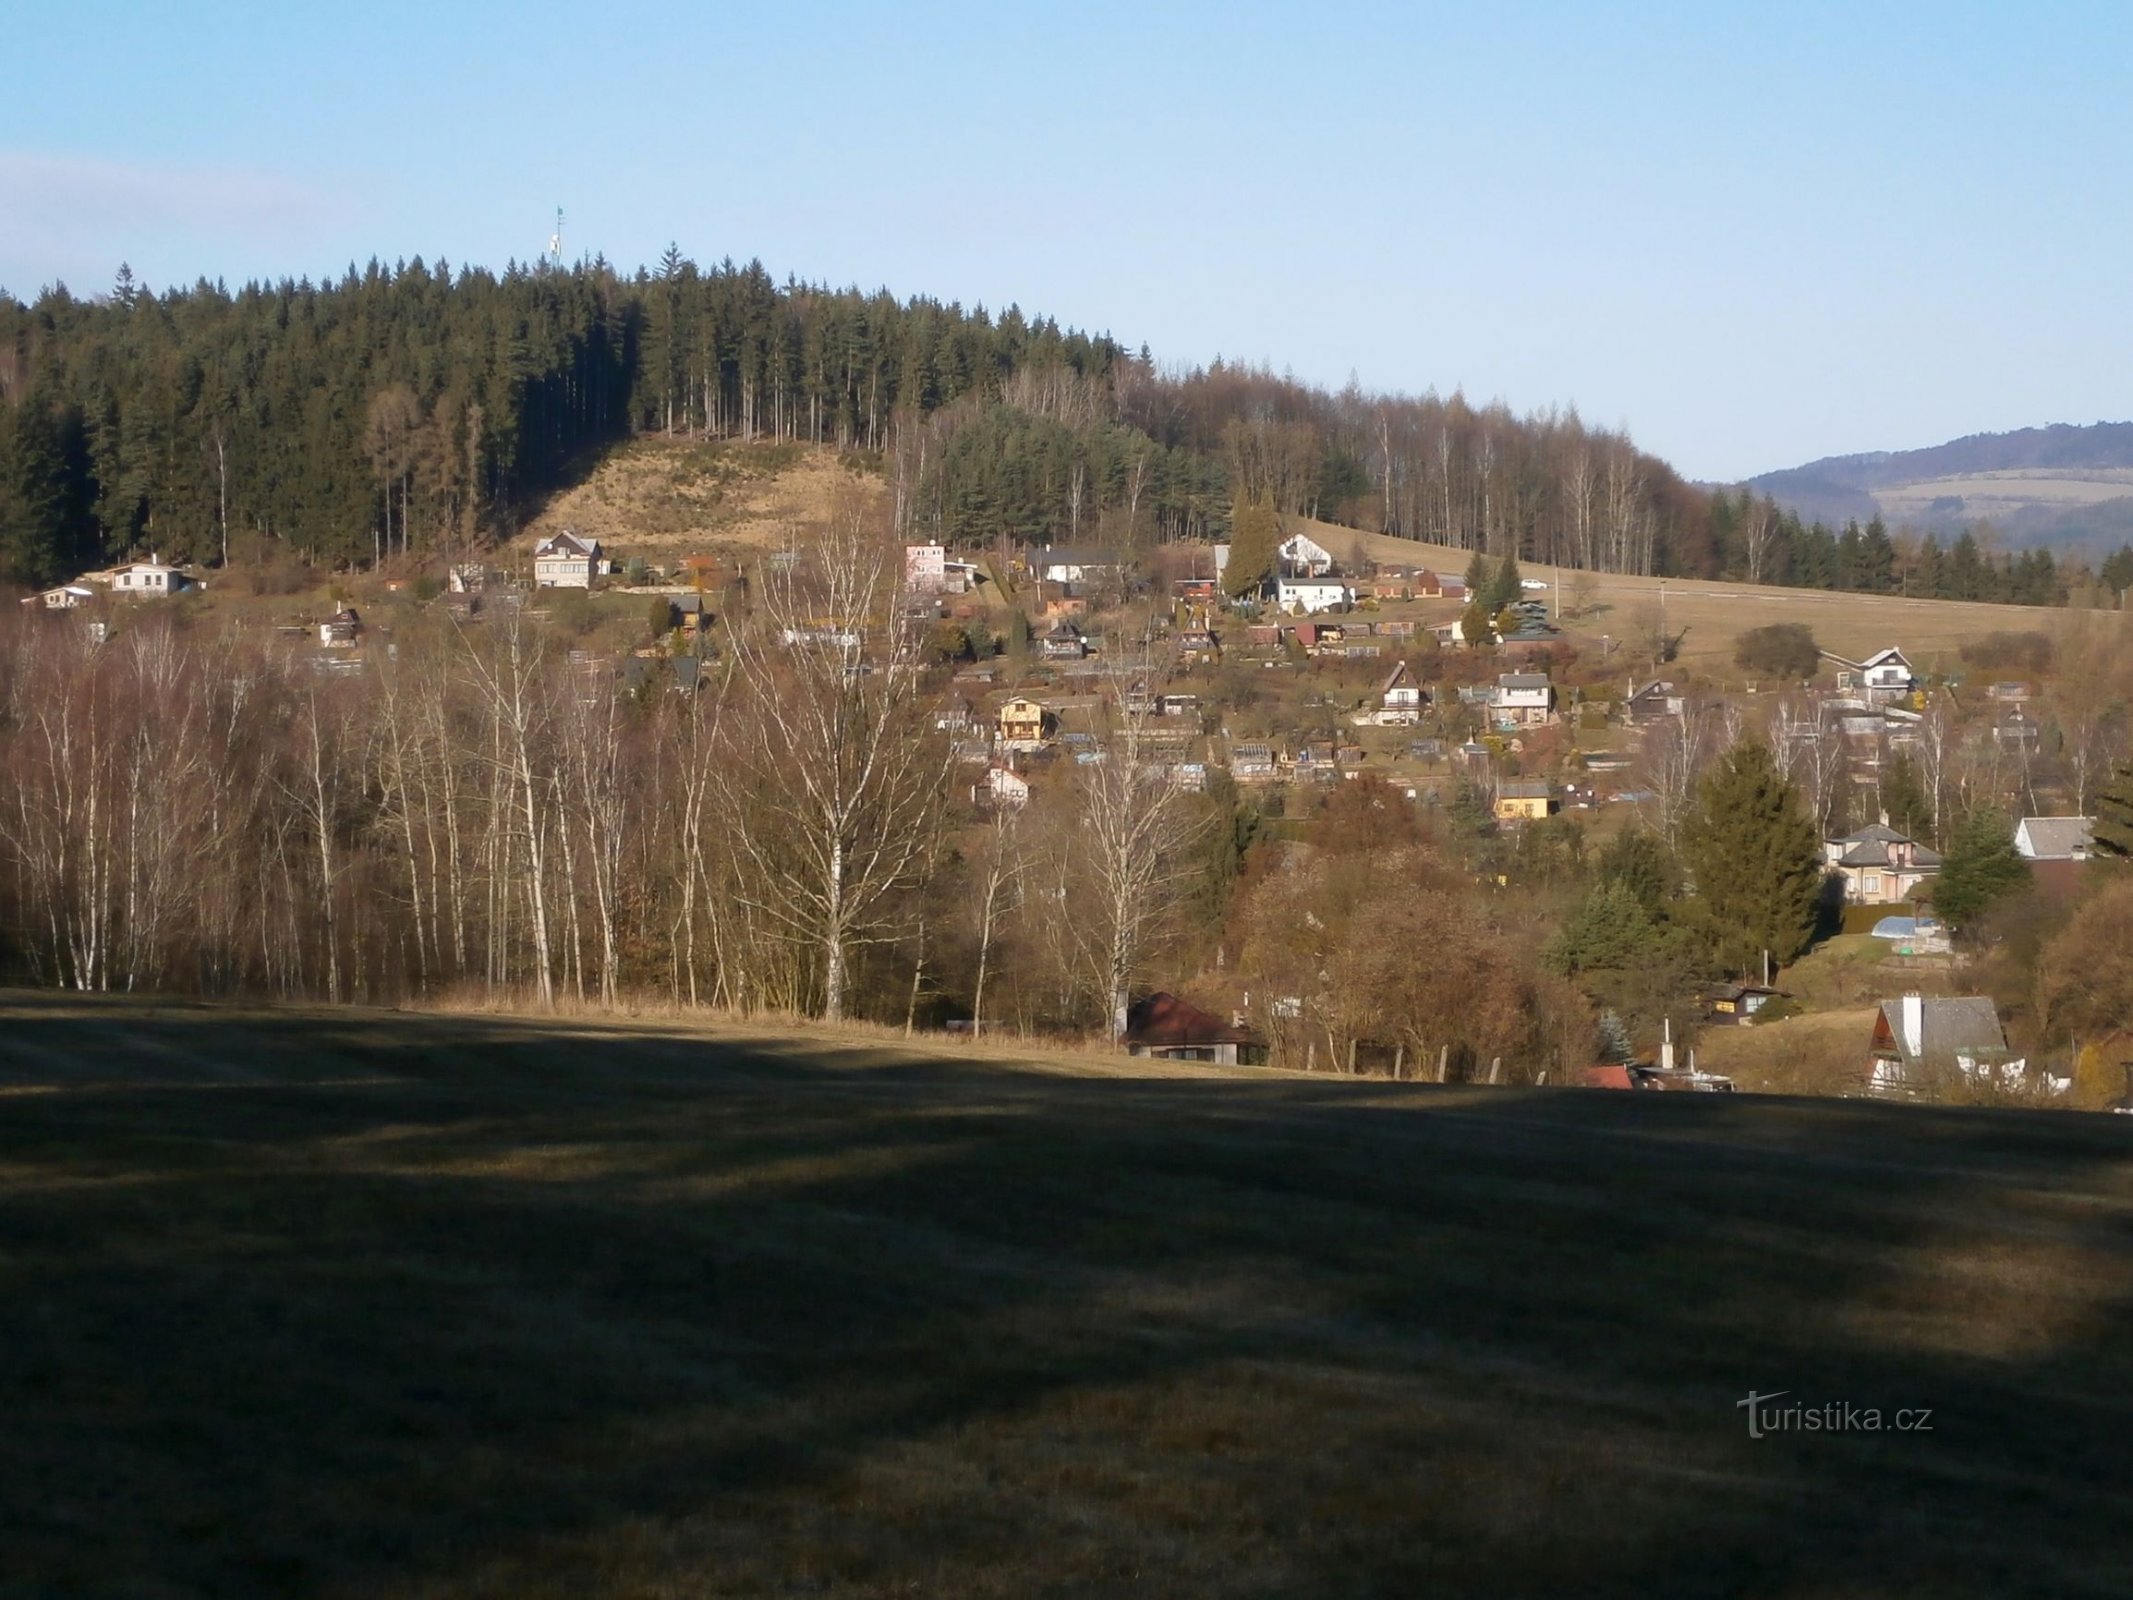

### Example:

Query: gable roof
xmin=535 ymin=530 xmax=599 ymax=558
xmin=1124 ymin=992 xmax=1256 ymax=1048
xmin=2016 ymin=816 xmax=2094 ymax=860
xmin=1875 ymin=996 xmax=2008 ymax=1064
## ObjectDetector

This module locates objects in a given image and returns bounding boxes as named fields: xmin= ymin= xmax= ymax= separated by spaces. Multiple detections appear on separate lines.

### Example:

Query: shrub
xmin=1960 ymin=630 xmax=2055 ymax=676
xmin=1734 ymin=622 xmax=1820 ymax=680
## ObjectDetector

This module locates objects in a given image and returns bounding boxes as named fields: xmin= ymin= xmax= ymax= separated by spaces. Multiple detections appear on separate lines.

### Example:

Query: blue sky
xmin=5 ymin=1 xmax=2129 ymax=481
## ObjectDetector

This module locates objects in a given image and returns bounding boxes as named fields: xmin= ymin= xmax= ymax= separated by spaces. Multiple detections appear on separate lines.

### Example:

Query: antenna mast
xmin=547 ymin=207 xmax=564 ymax=268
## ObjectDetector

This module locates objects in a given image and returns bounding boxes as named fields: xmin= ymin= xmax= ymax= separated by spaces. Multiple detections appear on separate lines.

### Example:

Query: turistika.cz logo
xmin=1737 ymin=1391 xmax=1935 ymax=1439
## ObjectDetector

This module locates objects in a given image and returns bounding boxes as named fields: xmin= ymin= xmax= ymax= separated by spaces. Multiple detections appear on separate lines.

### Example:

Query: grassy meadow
xmin=3 ymin=990 xmax=2131 ymax=1597
xmin=1293 ymin=515 xmax=2100 ymax=674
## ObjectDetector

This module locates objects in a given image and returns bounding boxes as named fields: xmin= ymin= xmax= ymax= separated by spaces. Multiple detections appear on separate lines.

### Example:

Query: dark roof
xmin=1875 ymin=997 xmax=2008 ymax=1065
xmin=1124 ymin=992 xmax=1257 ymax=1048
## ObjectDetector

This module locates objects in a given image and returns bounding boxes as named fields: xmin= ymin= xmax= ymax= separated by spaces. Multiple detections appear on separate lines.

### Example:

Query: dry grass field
xmin=1287 ymin=514 xmax=2098 ymax=674
xmin=522 ymin=438 xmax=875 ymax=560
xmin=4 ymin=990 xmax=2132 ymax=1597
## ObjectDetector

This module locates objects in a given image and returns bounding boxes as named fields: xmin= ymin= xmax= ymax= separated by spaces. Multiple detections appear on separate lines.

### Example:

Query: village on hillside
xmin=12 ymin=512 xmax=2133 ymax=1110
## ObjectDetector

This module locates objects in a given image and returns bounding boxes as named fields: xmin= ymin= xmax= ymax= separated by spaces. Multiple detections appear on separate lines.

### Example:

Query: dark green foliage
xmin=1548 ymin=882 xmax=1657 ymax=976
xmin=1484 ymin=551 xmax=1523 ymax=613
xmin=1512 ymin=813 xmax=1584 ymax=886
xmin=2102 ymin=544 xmax=2133 ymax=594
xmin=2096 ymin=764 xmax=2133 ymax=859
xmin=1879 ymin=752 xmax=1935 ymax=846
xmin=1225 ymin=499 xmax=1279 ymax=597
xmin=1733 ymin=622 xmax=1820 ymax=680
xmin=1933 ymin=810 xmax=2030 ymax=928
xmin=1462 ymin=549 xmax=1491 ymax=598
xmin=0 ymin=258 xmax=1128 ymax=575
xmin=1458 ymin=597 xmax=1495 ymax=647
xmin=1681 ymin=738 xmax=1824 ymax=974
xmin=1595 ymin=827 xmax=1679 ymax=916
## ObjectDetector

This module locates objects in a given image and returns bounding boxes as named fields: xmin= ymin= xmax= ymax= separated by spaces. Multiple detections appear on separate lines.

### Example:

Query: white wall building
xmin=1275 ymin=577 xmax=1351 ymax=614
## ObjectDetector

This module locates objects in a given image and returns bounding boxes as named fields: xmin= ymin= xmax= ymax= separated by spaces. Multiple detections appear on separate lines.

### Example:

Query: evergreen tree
xmin=2101 ymin=544 xmax=2133 ymax=596
xmin=1225 ymin=498 xmax=1279 ymax=598
xmin=1879 ymin=751 xmax=1935 ymax=846
xmin=1463 ymin=548 xmax=1491 ymax=598
xmin=1486 ymin=550 xmax=1523 ymax=613
xmin=2094 ymin=764 xmax=2133 ymax=859
xmin=1859 ymin=516 xmax=1897 ymax=592
xmin=1680 ymin=738 xmax=1824 ymax=973
xmin=1933 ymin=809 xmax=2029 ymax=928
xmin=1595 ymin=826 xmax=1678 ymax=916
xmin=1547 ymin=881 xmax=1657 ymax=975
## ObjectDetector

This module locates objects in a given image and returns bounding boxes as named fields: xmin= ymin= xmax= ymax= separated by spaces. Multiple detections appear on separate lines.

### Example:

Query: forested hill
xmin=1748 ymin=421 xmax=2133 ymax=550
xmin=0 ymin=252 xmax=2109 ymax=607
xmin=0 ymin=252 xmax=1709 ymax=586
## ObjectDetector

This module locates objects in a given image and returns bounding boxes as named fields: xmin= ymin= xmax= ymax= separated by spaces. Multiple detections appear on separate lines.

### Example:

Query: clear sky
xmin=5 ymin=0 xmax=2129 ymax=482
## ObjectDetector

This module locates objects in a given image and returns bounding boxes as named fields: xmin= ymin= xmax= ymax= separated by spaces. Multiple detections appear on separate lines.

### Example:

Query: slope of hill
xmin=1748 ymin=421 xmax=2133 ymax=549
xmin=522 ymin=436 xmax=875 ymax=557
xmin=3 ymin=988 xmax=2129 ymax=1597
xmin=1284 ymin=512 xmax=2081 ymax=670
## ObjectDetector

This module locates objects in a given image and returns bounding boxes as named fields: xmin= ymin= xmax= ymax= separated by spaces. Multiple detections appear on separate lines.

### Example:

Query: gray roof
xmin=1498 ymin=673 xmax=1552 ymax=690
xmin=1877 ymin=997 xmax=2008 ymax=1065
xmin=2018 ymin=817 xmax=2094 ymax=860
xmin=1498 ymin=780 xmax=1552 ymax=799
xmin=1836 ymin=838 xmax=1942 ymax=869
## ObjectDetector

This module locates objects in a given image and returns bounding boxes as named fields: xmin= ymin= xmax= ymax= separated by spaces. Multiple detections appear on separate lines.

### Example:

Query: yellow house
xmin=1493 ymin=780 xmax=1556 ymax=822
xmin=997 ymin=695 xmax=1048 ymax=749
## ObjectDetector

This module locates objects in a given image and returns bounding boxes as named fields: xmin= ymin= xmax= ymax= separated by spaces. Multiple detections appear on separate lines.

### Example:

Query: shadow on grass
xmin=1 ymin=991 xmax=2130 ymax=1598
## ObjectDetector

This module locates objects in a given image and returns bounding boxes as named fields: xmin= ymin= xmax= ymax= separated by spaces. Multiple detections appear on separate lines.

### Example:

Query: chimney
xmin=1661 ymin=1016 xmax=1675 ymax=1073
xmin=1902 ymin=994 xmax=1924 ymax=1060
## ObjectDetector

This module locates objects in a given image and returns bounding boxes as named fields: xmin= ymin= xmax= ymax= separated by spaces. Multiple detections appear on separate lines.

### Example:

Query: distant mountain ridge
xmin=1747 ymin=421 xmax=2133 ymax=551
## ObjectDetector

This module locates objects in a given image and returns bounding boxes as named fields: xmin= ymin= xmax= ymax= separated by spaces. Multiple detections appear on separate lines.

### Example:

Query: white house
xmin=979 ymin=765 xmax=1031 ymax=809
xmin=24 ymin=584 xmax=96 ymax=609
xmin=2014 ymin=816 xmax=2095 ymax=861
xmin=1275 ymin=577 xmax=1351 ymax=615
xmin=533 ymin=530 xmax=602 ymax=588
xmin=904 ymin=543 xmax=947 ymax=592
xmin=1277 ymin=530 xmax=1336 ymax=577
xmin=105 ymin=558 xmax=190 ymax=597
xmin=1822 ymin=646 xmax=1917 ymax=702
xmin=1359 ymin=661 xmax=1424 ymax=727
xmin=1033 ymin=546 xmax=1122 ymax=585
xmin=1490 ymin=672 xmax=1556 ymax=727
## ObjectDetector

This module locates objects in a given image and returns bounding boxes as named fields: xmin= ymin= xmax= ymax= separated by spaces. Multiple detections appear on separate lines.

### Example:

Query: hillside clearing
xmin=522 ymin=437 xmax=875 ymax=558
xmin=3 ymin=990 xmax=2131 ymax=1597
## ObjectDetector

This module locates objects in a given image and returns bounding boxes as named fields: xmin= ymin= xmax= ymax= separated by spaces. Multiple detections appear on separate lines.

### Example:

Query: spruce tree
xmin=1879 ymin=751 xmax=1935 ymax=845
xmin=2096 ymin=764 xmax=2133 ymax=859
xmin=1933 ymin=809 xmax=2029 ymax=928
xmin=1680 ymin=737 xmax=1824 ymax=973
xmin=1225 ymin=497 xmax=1279 ymax=598
xmin=1463 ymin=548 xmax=1491 ymax=598
xmin=1487 ymin=550 xmax=1523 ymax=612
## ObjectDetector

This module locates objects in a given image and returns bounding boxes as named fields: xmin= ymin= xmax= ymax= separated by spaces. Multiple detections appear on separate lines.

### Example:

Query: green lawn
xmin=3 ymin=991 xmax=2131 ymax=1597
